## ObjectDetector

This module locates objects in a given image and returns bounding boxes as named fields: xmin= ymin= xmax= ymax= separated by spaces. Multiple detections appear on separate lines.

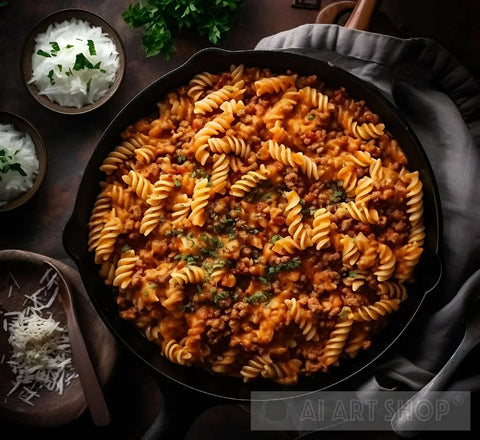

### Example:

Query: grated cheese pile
xmin=28 ymin=18 xmax=120 ymax=108
xmin=1 ymin=268 xmax=78 ymax=406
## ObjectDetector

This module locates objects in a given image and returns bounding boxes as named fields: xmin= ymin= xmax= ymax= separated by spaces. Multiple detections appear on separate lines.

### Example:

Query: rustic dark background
xmin=0 ymin=0 xmax=479 ymax=439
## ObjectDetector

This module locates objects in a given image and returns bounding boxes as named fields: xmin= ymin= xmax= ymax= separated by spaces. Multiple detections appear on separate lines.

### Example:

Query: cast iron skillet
xmin=63 ymin=48 xmax=443 ymax=439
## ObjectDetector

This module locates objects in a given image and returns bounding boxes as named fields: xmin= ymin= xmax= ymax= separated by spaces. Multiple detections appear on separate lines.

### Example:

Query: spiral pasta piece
xmin=208 ymin=135 xmax=250 ymax=158
xmin=193 ymin=113 xmax=235 ymax=165
xmin=211 ymin=154 xmax=230 ymax=195
xmin=268 ymin=120 xmax=288 ymax=142
xmin=147 ymin=174 xmax=175 ymax=207
xmin=345 ymin=150 xmax=372 ymax=167
xmin=211 ymin=348 xmax=240 ymax=373
xmin=122 ymin=170 xmax=154 ymax=202
xmin=171 ymin=194 xmax=191 ymax=227
xmin=264 ymin=140 xmax=303 ymax=168
xmin=285 ymin=298 xmax=319 ymax=342
xmin=88 ymin=186 xmax=112 ymax=252
xmin=162 ymin=339 xmax=192 ymax=365
xmin=341 ymin=112 xmax=385 ymax=140
xmin=94 ymin=209 xmax=123 ymax=264
xmin=261 ymin=359 xmax=302 ymax=385
xmin=230 ymin=164 xmax=269 ymax=197
xmin=342 ymin=201 xmax=379 ymax=224
xmin=323 ymin=319 xmax=353 ymax=366
xmin=108 ymin=183 xmax=130 ymax=209
xmin=170 ymin=265 xmax=206 ymax=286
xmin=378 ymin=281 xmax=408 ymax=301
xmin=188 ymin=178 xmax=211 ymax=226
xmin=340 ymin=235 xmax=360 ymax=267
xmin=337 ymin=164 xmax=357 ymax=197
xmin=254 ymin=75 xmax=297 ymax=96
xmin=299 ymin=86 xmax=334 ymax=113
xmin=354 ymin=176 xmax=374 ymax=207
xmin=113 ymin=249 xmax=139 ymax=289
xmin=194 ymin=81 xmax=245 ymax=114
xmin=272 ymin=236 xmax=302 ymax=255
xmin=187 ymin=71 xmax=217 ymax=101
xmin=405 ymin=171 xmax=424 ymax=227
xmin=219 ymin=99 xmax=245 ymax=115
xmin=311 ymin=208 xmax=331 ymax=250
xmin=229 ymin=64 xmax=244 ymax=84
xmin=100 ymin=134 xmax=147 ymax=174
xmin=140 ymin=204 xmax=163 ymax=236
xmin=348 ymin=299 xmax=401 ymax=321
xmin=285 ymin=190 xmax=312 ymax=249
xmin=345 ymin=327 xmax=368 ymax=358
xmin=240 ymin=354 xmax=273 ymax=382
xmin=369 ymin=158 xmax=384 ymax=181
xmin=374 ymin=243 xmax=396 ymax=282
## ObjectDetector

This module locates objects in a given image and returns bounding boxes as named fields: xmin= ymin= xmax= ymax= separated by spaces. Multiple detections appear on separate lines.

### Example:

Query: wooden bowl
xmin=20 ymin=8 xmax=126 ymax=115
xmin=0 ymin=111 xmax=47 ymax=212
xmin=0 ymin=250 xmax=117 ymax=427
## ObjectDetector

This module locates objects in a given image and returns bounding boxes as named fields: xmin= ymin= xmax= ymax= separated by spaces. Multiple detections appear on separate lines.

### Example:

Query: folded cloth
xmin=256 ymin=24 xmax=480 ymax=393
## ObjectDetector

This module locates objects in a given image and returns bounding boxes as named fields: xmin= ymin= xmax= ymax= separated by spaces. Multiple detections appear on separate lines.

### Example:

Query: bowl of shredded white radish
xmin=0 ymin=112 xmax=47 ymax=212
xmin=21 ymin=9 xmax=126 ymax=114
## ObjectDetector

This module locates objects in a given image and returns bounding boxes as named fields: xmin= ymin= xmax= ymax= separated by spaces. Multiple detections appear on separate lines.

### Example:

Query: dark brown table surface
xmin=1 ymin=1 xmax=479 ymax=439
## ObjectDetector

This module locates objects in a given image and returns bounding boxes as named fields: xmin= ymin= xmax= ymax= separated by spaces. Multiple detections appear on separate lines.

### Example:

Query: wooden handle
xmin=344 ymin=0 xmax=377 ymax=30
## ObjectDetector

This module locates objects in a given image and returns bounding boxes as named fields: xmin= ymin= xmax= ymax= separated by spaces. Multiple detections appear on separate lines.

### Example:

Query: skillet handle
xmin=142 ymin=376 xmax=225 ymax=440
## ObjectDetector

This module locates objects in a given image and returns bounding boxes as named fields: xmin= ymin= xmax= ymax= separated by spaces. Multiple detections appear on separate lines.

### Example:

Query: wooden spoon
xmin=44 ymin=260 xmax=111 ymax=427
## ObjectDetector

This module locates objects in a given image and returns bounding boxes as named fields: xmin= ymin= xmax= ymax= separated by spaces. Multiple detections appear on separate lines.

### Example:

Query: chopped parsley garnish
xmin=192 ymin=168 xmax=209 ymax=179
xmin=65 ymin=44 xmax=74 ymax=48
xmin=212 ymin=290 xmax=230 ymax=305
xmin=121 ymin=245 xmax=132 ymax=253
xmin=213 ymin=217 xmax=236 ymax=235
xmin=174 ymin=178 xmax=182 ymax=187
xmin=87 ymin=39 xmax=97 ymax=56
xmin=348 ymin=271 xmax=357 ymax=278
xmin=177 ymin=155 xmax=186 ymax=164
xmin=200 ymin=233 xmax=223 ymax=250
xmin=245 ymin=291 xmax=269 ymax=304
xmin=57 ymin=64 xmax=62 ymax=72
xmin=165 ymin=229 xmax=187 ymax=237
xmin=307 ymin=113 xmax=315 ymax=120
xmin=72 ymin=53 xmax=102 ymax=71
xmin=36 ymin=49 xmax=51 ymax=57
xmin=174 ymin=254 xmax=202 ymax=266
xmin=47 ymin=69 xmax=55 ymax=85
xmin=148 ymin=283 xmax=158 ymax=289
xmin=86 ymin=78 xmax=92 ymax=93
xmin=270 ymin=234 xmax=282 ymax=243
xmin=0 ymin=149 xmax=26 ymax=181
xmin=49 ymin=41 xmax=60 ymax=52
xmin=181 ymin=302 xmax=195 ymax=313
xmin=259 ymin=257 xmax=302 ymax=284
xmin=247 ymin=227 xmax=260 ymax=235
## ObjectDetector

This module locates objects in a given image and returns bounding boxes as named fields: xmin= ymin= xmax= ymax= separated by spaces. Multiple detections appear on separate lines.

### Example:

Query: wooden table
xmin=0 ymin=1 xmax=478 ymax=439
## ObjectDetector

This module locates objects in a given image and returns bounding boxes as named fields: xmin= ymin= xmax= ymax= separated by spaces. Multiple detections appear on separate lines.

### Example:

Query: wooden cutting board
xmin=0 ymin=249 xmax=117 ymax=427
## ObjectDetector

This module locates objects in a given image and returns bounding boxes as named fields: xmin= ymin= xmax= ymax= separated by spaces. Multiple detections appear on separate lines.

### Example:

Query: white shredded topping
xmin=28 ymin=18 xmax=120 ymax=108
xmin=0 ymin=124 xmax=39 ymax=207
xmin=2 ymin=267 xmax=78 ymax=406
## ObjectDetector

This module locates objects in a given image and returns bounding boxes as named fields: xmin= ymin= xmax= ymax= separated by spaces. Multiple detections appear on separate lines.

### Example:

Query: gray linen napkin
xmin=255 ymin=23 xmax=480 ymax=393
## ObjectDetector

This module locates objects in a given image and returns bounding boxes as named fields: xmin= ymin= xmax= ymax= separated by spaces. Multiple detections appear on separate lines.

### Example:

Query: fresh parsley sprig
xmin=122 ymin=0 xmax=244 ymax=58
xmin=0 ymin=149 xmax=27 ymax=182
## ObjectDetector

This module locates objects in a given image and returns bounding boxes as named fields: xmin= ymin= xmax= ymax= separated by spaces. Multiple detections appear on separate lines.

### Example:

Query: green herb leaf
xmin=47 ymin=69 xmax=55 ymax=85
xmin=122 ymin=0 xmax=244 ymax=59
xmin=37 ymin=49 xmax=51 ymax=57
xmin=73 ymin=53 xmax=95 ymax=70
xmin=177 ymin=155 xmax=186 ymax=164
xmin=245 ymin=291 xmax=269 ymax=304
xmin=174 ymin=178 xmax=182 ymax=188
xmin=65 ymin=44 xmax=74 ymax=49
xmin=86 ymin=78 xmax=92 ymax=93
xmin=121 ymin=245 xmax=132 ymax=253
xmin=270 ymin=234 xmax=282 ymax=243
xmin=49 ymin=41 xmax=60 ymax=52
xmin=307 ymin=113 xmax=315 ymax=120
xmin=87 ymin=39 xmax=97 ymax=56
